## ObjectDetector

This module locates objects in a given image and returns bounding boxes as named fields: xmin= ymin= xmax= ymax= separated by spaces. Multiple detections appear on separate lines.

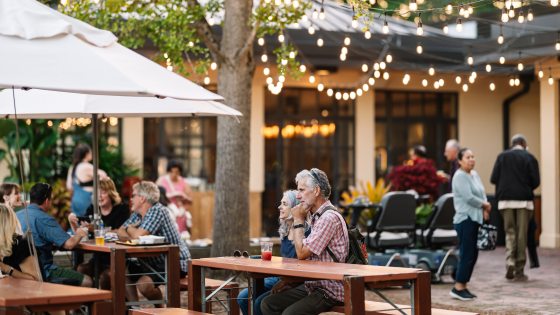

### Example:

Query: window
xmin=375 ymin=90 xmax=458 ymax=178
xmin=264 ymin=87 xmax=355 ymax=235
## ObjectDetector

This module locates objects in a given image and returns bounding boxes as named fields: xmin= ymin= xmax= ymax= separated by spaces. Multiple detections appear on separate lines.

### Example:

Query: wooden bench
xmin=330 ymin=300 xmax=480 ymax=315
xmin=180 ymin=276 xmax=239 ymax=315
xmin=130 ymin=308 xmax=211 ymax=315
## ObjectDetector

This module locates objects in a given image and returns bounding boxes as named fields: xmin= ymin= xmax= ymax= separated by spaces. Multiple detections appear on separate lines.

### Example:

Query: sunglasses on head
xmin=233 ymin=250 xmax=249 ymax=258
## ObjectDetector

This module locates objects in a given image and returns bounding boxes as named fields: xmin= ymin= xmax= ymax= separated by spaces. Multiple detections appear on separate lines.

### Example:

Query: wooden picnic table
xmin=0 ymin=277 xmax=111 ymax=315
xmin=77 ymin=240 xmax=180 ymax=315
xmin=188 ymin=256 xmax=431 ymax=315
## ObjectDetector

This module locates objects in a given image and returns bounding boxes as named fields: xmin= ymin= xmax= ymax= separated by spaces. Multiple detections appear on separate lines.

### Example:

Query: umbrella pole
xmin=92 ymin=113 xmax=100 ymax=222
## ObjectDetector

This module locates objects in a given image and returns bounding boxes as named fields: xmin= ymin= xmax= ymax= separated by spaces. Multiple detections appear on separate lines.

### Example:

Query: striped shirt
xmin=303 ymin=201 xmax=348 ymax=302
xmin=122 ymin=202 xmax=190 ymax=273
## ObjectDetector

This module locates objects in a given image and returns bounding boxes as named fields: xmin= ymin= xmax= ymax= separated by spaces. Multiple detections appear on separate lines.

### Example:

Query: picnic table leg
xmin=188 ymin=260 xmax=203 ymax=311
xmin=166 ymin=246 xmax=180 ymax=307
xmin=343 ymin=276 xmax=365 ymax=315
xmin=413 ymin=271 xmax=432 ymax=315
xmin=110 ymin=248 xmax=126 ymax=315
xmin=249 ymin=276 xmax=265 ymax=315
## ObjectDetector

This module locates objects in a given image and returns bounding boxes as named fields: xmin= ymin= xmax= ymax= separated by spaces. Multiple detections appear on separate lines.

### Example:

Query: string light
xmin=527 ymin=9 xmax=534 ymax=21
xmin=374 ymin=70 xmax=381 ymax=78
xmin=356 ymin=88 xmax=363 ymax=96
xmin=508 ymin=3 xmax=515 ymax=19
xmin=498 ymin=24 xmax=504 ymax=44
xmin=501 ymin=8 xmax=509 ymax=23
xmin=317 ymin=83 xmax=324 ymax=91
xmin=278 ymin=75 xmax=285 ymax=83
xmin=261 ymin=53 xmax=268 ymax=62
xmin=428 ymin=66 xmax=435 ymax=76
xmin=368 ymin=77 xmax=376 ymax=85
xmin=341 ymin=47 xmax=348 ymax=55
xmin=335 ymin=91 xmax=342 ymax=100
xmin=509 ymin=77 xmax=515 ymax=86
xmin=281 ymin=59 xmax=288 ymax=66
xmin=317 ymin=38 xmax=324 ymax=47
xmin=409 ymin=0 xmax=418 ymax=12
xmin=308 ymin=26 xmax=316 ymax=35
xmin=288 ymin=51 xmax=296 ymax=59
xmin=383 ymin=14 xmax=389 ymax=34
xmin=416 ymin=14 xmax=424 ymax=36
xmin=552 ymin=0 xmax=558 ymax=7
xmin=299 ymin=64 xmax=306 ymax=72
xmin=203 ymin=76 xmax=210 ymax=85
xmin=343 ymin=92 xmax=349 ymax=100
xmin=439 ymin=78 xmax=445 ymax=86
xmin=456 ymin=18 xmax=463 ymax=32
xmin=538 ymin=65 xmax=544 ymax=79
xmin=468 ymin=76 xmax=475 ymax=83
xmin=386 ymin=54 xmax=393 ymax=63
xmin=258 ymin=38 xmax=265 ymax=46
xmin=459 ymin=4 xmax=465 ymax=17
xmin=340 ymin=53 xmax=346 ymax=61
xmin=210 ymin=62 xmax=217 ymax=70
xmin=364 ymin=30 xmax=372 ymax=39
xmin=549 ymin=67 xmax=554 ymax=85
xmin=416 ymin=43 xmax=423 ymax=54
xmin=344 ymin=36 xmax=351 ymax=46
xmin=363 ymin=83 xmax=370 ymax=91
xmin=319 ymin=6 xmax=326 ymax=20
xmin=382 ymin=72 xmax=390 ymax=80
xmin=350 ymin=91 xmax=356 ymax=100
xmin=434 ymin=81 xmax=440 ymax=89
xmin=499 ymin=56 xmax=506 ymax=64
xmin=467 ymin=55 xmax=474 ymax=65
xmin=462 ymin=84 xmax=469 ymax=92
xmin=327 ymin=88 xmax=334 ymax=96
xmin=422 ymin=79 xmax=428 ymax=87
xmin=380 ymin=61 xmax=387 ymax=70
xmin=263 ymin=67 xmax=270 ymax=76
xmin=402 ymin=73 xmax=411 ymax=85
xmin=373 ymin=62 xmax=380 ymax=70
xmin=489 ymin=82 xmax=496 ymax=91
xmin=517 ymin=10 xmax=524 ymax=23
xmin=351 ymin=19 xmax=359 ymax=29
xmin=517 ymin=52 xmax=524 ymax=71
xmin=514 ymin=77 xmax=520 ymax=86
xmin=361 ymin=64 xmax=369 ymax=72
xmin=556 ymin=32 xmax=560 ymax=51
xmin=443 ymin=24 xmax=449 ymax=34
xmin=486 ymin=64 xmax=492 ymax=72
xmin=445 ymin=3 xmax=453 ymax=15
xmin=278 ymin=34 xmax=285 ymax=43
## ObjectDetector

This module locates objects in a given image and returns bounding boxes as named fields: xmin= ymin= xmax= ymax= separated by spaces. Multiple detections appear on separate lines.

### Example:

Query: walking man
xmin=490 ymin=134 xmax=540 ymax=281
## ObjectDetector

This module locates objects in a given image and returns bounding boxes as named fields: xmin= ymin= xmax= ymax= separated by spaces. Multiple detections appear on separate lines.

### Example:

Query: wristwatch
xmin=293 ymin=223 xmax=305 ymax=229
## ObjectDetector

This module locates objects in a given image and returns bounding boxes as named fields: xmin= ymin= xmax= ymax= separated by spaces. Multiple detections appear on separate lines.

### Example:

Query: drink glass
xmin=260 ymin=241 xmax=273 ymax=261
xmin=94 ymin=229 xmax=105 ymax=246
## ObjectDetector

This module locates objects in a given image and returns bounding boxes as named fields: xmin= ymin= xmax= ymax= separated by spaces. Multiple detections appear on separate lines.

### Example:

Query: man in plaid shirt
xmin=261 ymin=168 xmax=349 ymax=315
xmin=117 ymin=181 xmax=190 ymax=304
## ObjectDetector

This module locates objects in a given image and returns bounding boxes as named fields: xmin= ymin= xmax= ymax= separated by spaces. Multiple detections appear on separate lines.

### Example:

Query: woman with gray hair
xmin=237 ymin=190 xmax=307 ymax=315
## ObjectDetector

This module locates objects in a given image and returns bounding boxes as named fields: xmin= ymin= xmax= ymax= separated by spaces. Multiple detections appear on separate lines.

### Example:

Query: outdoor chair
xmin=417 ymin=193 xmax=458 ymax=249
xmin=365 ymin=191 xmax=417 ymax=251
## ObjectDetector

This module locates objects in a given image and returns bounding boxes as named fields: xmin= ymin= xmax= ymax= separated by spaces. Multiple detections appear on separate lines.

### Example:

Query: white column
xmin=121 ymin=117 xmax=144 ymax=175
xmin=250 ymin=79 xmax=265 ymax=193
xmin=355 ymin=90 xmax=375 ymax=185
xmin=539 ymin=79 xmax=560 ymax=248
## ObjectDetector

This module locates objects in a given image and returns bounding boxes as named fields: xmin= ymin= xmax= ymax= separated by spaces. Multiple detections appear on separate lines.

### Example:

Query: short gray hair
xmin=133 ymin=181 xmax=160 ymax=205
xmin=511 ymin=134 xmax=527 ymax=147
xmin=295 ymin=168 xmax=331 ymax=199
xmin=445 ymin=139 xmax=460 ymax=150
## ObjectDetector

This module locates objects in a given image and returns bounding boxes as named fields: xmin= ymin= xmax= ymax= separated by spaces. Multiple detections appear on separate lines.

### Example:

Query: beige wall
xmin=250 ymin=77 xmax=265 ymax=192
xmin=122 ymin=117 xmax=144 ymax=175
xmin=355 ymin=90 xmax=375 ymax=185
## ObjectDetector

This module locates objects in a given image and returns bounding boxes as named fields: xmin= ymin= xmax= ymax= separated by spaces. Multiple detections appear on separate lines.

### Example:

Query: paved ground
xmin=185 ymin=246 xmax=559 ymax=315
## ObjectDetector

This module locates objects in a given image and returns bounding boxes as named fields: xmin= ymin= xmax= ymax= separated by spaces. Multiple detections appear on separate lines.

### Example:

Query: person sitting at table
xmin=261 ymin=168 xmax=348 ymax=315
xmin=16 ymin=183 xmax=92 ymax=287
xmin=0 ymin=183 xmax=24 ymax=235
xmin=117 ymin=181 xmax=190 ymax=304
xmin=0 ymin=204 xmax=40 ymax=280
xmin=237 ymin=190 xmax=308 ymax=315
xmin=68 ymin=177 xmax=129 ymax=289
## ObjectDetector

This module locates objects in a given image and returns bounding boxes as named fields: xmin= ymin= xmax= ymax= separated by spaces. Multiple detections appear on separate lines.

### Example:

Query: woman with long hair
xmin=0 ymin=204 xmax=39 ymax=280
xmin=66 ymin=143 xmax=106 ymax=216
xmin=0 ymin=183 xmax=24 ymax=234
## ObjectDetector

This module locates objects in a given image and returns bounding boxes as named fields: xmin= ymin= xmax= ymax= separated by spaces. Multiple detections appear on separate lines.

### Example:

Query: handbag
xmin=477 ymin=223 xmax=498 ymax=251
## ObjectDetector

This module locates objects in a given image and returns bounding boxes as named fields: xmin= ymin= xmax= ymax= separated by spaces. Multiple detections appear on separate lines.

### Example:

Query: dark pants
xmin=260 ymin=284 xmax=342 ymax=315
xmin=454 ymin=218 xmax=480 ymax=284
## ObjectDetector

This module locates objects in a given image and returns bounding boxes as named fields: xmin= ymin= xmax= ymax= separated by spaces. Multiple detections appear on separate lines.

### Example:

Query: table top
xmin=77 ymin=240 xmax=178 ymax=253
xmin=192 ymin=256 xmax=421 ymax=282
xmin=0 ymin=277 xmax=111 ymax=307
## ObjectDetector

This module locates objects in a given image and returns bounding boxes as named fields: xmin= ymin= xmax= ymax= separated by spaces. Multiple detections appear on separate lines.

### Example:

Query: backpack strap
xmin=315 ymin=205 xmax=348 ymax=263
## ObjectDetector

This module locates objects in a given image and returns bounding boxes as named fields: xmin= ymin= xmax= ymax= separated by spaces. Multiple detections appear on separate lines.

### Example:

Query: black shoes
xmin=505 ymin=265 xmax=515 ymax=280
xmin=449 ymin=288 xmax=476 ymax=301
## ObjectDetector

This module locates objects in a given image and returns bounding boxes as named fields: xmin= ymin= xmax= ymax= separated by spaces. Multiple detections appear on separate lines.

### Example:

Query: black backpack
xmin=318 ymin=206 xmax=368 ymax=265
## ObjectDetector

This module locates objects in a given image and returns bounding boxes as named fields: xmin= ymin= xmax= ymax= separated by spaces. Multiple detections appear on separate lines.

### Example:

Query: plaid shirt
xmin=303 ymin=201 xmax=348 ymax=302
xmin=122 ymin=202 xmax=190 ymax=272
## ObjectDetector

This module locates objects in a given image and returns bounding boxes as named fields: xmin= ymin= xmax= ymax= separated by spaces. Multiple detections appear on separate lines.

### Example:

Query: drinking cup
xmin=260 ymin=241 xmax=273 ymax=261
xmin=94 ymin=229 xmax=105 ymax=246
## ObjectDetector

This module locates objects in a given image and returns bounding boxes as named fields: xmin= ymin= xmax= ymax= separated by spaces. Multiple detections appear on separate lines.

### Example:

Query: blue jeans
xmin=237 ymin=277 xmax=279 ymax=315
xmin=454 ymin=218 xmax=480 ymax=284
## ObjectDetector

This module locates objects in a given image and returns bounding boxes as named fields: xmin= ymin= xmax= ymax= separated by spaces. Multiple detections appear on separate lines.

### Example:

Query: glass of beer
xmin=94 ymin=229 xmax=105 ymax=246
xmin=260 ymin=241 xmax=273 ymax=261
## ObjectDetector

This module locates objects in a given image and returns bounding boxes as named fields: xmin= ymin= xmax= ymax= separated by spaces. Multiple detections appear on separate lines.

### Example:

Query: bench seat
xmin=130 ymin=308 xmax=211 ymax=315
xmin=330 ymin=300 xmax=479 ymax=315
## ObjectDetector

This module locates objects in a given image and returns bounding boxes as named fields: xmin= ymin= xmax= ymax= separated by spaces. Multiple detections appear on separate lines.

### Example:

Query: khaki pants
xmin=500 ymin=208 xmax=532 ymax=275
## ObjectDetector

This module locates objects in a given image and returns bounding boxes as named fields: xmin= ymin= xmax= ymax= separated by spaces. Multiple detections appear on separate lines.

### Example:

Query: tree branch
xmin=186 ymin=0 xmax=226 ymax=64
xmin=235 ymin=19 xmax=260 ymax=60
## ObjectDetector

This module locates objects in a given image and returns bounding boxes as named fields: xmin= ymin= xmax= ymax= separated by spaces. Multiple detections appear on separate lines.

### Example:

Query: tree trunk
xmin=211 ymin=0 xmax=255 ymax=257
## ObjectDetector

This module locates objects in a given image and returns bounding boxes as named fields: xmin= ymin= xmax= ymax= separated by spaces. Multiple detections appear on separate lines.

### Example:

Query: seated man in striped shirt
xmin=261 ymin=168 xmax=349 ymax=315
xmin=117 ymin=181 xmax=190 ymax=304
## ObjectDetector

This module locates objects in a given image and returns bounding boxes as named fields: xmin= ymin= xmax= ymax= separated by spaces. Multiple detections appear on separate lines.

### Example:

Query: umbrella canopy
xmin=0 ymin=89 xmax=241 ymax=118
xmin=0 ymin=0 xmax=223 ymax=101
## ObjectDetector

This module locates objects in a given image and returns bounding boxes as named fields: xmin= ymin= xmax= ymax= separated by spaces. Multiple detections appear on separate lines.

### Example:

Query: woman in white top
xmin=66 ymin=144 xmax=106 ymax=216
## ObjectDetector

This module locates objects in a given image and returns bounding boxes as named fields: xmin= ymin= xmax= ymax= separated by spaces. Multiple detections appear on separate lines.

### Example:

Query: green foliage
xmin=49 ymin=179 xmax=72 ymax=230
xmin=415 ymin=203 xmax=433 ymax=227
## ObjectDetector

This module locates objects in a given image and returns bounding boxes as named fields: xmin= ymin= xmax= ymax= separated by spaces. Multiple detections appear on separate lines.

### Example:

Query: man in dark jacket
xmin=490 ymin=134 xmax=540 ymax=281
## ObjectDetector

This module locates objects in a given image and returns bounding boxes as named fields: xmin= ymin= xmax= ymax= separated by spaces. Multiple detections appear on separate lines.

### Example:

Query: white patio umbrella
xmin=0 ymin=0 xmax=223 ymax=101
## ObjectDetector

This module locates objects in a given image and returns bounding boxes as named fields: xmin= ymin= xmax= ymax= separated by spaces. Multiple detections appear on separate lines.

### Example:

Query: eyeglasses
xmin=233 ymin=250 xmax=249 ymax=258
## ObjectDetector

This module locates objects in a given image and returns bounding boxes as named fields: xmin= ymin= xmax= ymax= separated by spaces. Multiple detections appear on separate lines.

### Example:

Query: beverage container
xmin=94 ymin=229 xmax=105 ymax=246
xmin=260 ymin=241 xmax=273 ymax=261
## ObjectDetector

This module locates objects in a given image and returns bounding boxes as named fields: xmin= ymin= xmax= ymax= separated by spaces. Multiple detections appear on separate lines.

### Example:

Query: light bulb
xmin=386 ymin=54 xmax=393 ymax=63
xmin=409 ymin=0 xmax=417 ymax=11
xmin=383 ymin=21 xmax=389 ymax=34
xmin=459 ymin=5 xmax=465 ymax=16
xmin=312 ymin=9 xmax=318 ymax=19
xmin=278 ymin=34 xmax=285 ymax=43
xmin=455 ymin=76 xmax=461 ymax=84
xmin=456 ymin=18 xmax=463 ymax=32
xmin=548 ymin=76 xmax=554 ymax=85
xmin=327 ymin=88 xmax=333 ymax=96
xmin=266 ymin=77 xmax=273 ymax=85
xmin=363 ymin=83 xmax=369 ymax=91
xmin=261 ymin=54 xmax=268 ymax=62
xmin=518 ymin=11 xmax=524 ymax=23
xmin=462 ymin=84 xmax=469 ymax=92
xmin=317 ymin=83 xmax=324 ymax=91
xmin=422 ymin=79 xmax=428 ymax=87
xmin=515 ymin=78 xmax=520 ymax=86
xmin=351 ymin=19 xmax=358 ymax=28
xmin=374 ymin=70 xmax=381 ymax=78
xmin=467 ymin=56 xmax=474 ymax=65
xmin=373 ymin=62 xmax=380 ymax=70
xmin=556 ymin=41 xmax=560 ymax=51
xmin=361 ymin=64 xmax=369 ymax=72
xmin=486 ymin=64 xmax=492 ymax=72
xmin=445 ymin=3 xmax=453 ymax=15
xmin=380 ymin=62 xmax=387 ymax=70
xmin=468 ymin=76 xmax=475 ymax=83
xmin=308 ymin=26 xmax=315 ymax=35
xmin=319 ymin=8 xmax=326 ymax=20
xmin=508 ymin=7 xmax=515 ymax=19
xmin=509 ymin=78 xmax=515 ymax=86
xmin=281 ymin=59 xmax=288 ymax=66
xmin=471 ymin=71 xmax=477 ymax=78
xmin=439 ymin=78 xmax=445 ymax=86
xmin=368 ymin=77 xmax=375 ymax=85
xmin=340 ymin=54 xmax=346 ymax=61
xmin=335 ymin=92 xmax=342 ymax=100
xmin=518 ymin=62 xmax=524 ymax=71
xmin=341 ymin=47 xmax=348 ymax=55
xmin=417 ymin=24 xmax=424 ymax=36
xmin=538 ymin=69 xmax=544 ymax=79
xmin=383 ymin=72 xmax=390 ymax=80
xmin=489 ymin=82 xmax=496 ymax=91
xmin=428 ymin=67 xmax=435 ymax=76
xmin=317 ymin=38 xmax=324 ymax=47
xmin=263 ymin=67 xmax=270 ymax=76
xmin=278 ymin=75 xmax=285 ymax=83
xmin=343 ymin=92 xmax=349 ymax=100
xmin=468 ymin=5 xmax=474 ymax=14
xmin=501 ymin=9 xmax=509 ymax=23
xmin=498 ymin=34 xmax=504 ymax=44
xmin=364 ymin=31 xmax=371 ymax=39
xmin=357 ymin=89 xmax=363 ymax=96
xmin=499 ymin=56 xmax=506 ymax=64
xmin=289 ymin=51 xmax=295 ymax=59
xmin=258 ymin=38 xmax=265 ymax=46
xmin=308 ymin=74 xmax=315 ymax=84
xmin=443 ymin=24 xmax=449 ymax=34
xmin=344 ymin=36 xmax=351 ymax=46
xmin=203 ymin=76 xmax=210 ymax=85
xmin=527 ymin=9 xmax=534 ymax=21
xmin=350 ymin=91 xmax=356 ymax=100
xmin=416 ymin=44 xmax=423 ymax=54
xmin=210 ymin=62 xmax=217 ymax=70
xmin=299 ymin=64 xmax=306 ymax=72
xmin=434 ymin=81 xmax=440 ymax=89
